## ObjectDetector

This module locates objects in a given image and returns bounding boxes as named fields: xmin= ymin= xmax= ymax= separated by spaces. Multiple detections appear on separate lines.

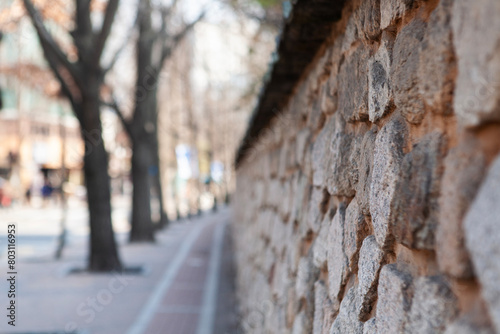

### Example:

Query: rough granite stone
xmin=354 ymin=0 xmax=381 ymax=41
xmin=444 ymin=318 xmax=495 ymax=334
xmin=391 ymin=18 xmax=427 ymax=124
xmin=330 ymin=286 xmax=364 ymax=334
xmin=369 ymin=115 xmax=408 ymax=248
xmin=344 ymin=198 xmax=369 ymax=273
xmin=363 ymin=318 xmax=377 ymax=334
xmin=326 ymin=113 xmax=355 ymax=197
xmin=357 ymin=235 xmax=385 ymax=321
xmin=418 ymin=0 xmax=455 ymax=115
xmin=296 ymin=129 xmax=311 ymax=168
xmin=464 ymin=154 xmax=500 ymax=332
xmin=436 ymin=140 xmax=486 ymax=279
xmin=338 ymin=45 xmax=370 ymax=122
xmin=405 ymin=276 xmax=458 ymax=333
xmin=356 ymin=128 xmax=377 ymax=216
xmin=292 ymin=310 xmax=312 ymax=334
xmin=312 ymin=202 xmax=336 ymax=269
xmin=307 ymin=187 xmax=330 ymax=234
xmin=376 ymin=264 xmax=413 ymax=333
xmin=369 ymin=31 xmax=395 ymax=122
xmin=327 ymin=204 xmax=349 ymax=301
xmin=313 ymin=280 xmax=338 ymax=334
xmin=296 ymin=256 xmax=320 ymax=302
xmin=312 ymin=116 xmax=335 ymax=186
xmin=380 ymin=0 xmax=419 ymax=29
xmin=392 ymin=132 xmax=445 ymax=250
xmin=452 ymin=0 xmax=500 ymax=127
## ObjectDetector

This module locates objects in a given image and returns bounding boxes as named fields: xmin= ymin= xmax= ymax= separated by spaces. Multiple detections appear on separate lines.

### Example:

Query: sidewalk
xmin=0 ymin=207 xmax=240 ymax=334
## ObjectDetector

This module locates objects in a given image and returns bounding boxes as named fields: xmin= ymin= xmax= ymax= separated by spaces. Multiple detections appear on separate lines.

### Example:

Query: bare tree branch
xmin=102 ymin=96 xmax=132 ymax=136
xmin=22 ymin=0 xmax=81 ymax=88
xmin=94 ymin=0 xmax=120 ymax=67
xmin=102 ymin=17 xmax=138 ymax=74
xmin=159 ymin=11 xmax=205 ymax=66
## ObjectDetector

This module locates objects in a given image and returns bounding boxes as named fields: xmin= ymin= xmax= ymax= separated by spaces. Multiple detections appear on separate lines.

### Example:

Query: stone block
xmin=357 ymin=235 xmax=385 ymax=321
xmin=444 ymin=318 xmax=495 ymax=334
xmin=464 ymin=154 xmax=500 ymax=332
xmin=369 ymin=31 xmax=395 ymax=122
xmin=313 ymin=280 xmax=338 ymax=334
xmin=296 ymin=256 xmax=320 ymax=303
xmin=354 ymin=0 xmax=381 ymax=41
xmin=436 ymin=140 xmax=486 ymax=279
xmin=326 ymin=113 xmax=355 ymax=197
xmin=363 ymin=318 xmax=376 ymax=334
xmin=292 ymin=310 xmax=312 ymax=334
xmin=312 ymin=116 xmax=335 ymax=186
xmin=312 ymin=201 xmax=336 ymax=269
xmin=330 ymin=286 xmax=364 ymax=334
xmin=392 ymin=132 xmax=445 ymax=250
xmin=327 ymin=204 xmax=349 ymax=301
xmin=452 ymin=0 xmax=500 ymax=127
xmin=380 ymin=0 xmax=419 ymax=29
xmin=356 ymin=128 xmax=377 ymax=216
xmin=418 ymin=0 xmax=455 ymax=115
xmin=369 ymin=115 xmax=408 ymax=248
xmin=344 ymin=198 xmax=369 ymax=273
xmin=391 ymin=18 xmax=427 ymax=124
xmin=405 ymin=276 xmax=458 ymax=333
xmin=307 ymin=187 xmax=330 ymax=234
xmin=376 ymin=264 xmax=413 ymax=333
xmin=338 ymin=45 xmax=370 ymax=122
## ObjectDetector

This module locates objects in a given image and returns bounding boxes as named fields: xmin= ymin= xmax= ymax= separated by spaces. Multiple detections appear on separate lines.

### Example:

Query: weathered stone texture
xmin=452 ymin=0 xmax=500 ymax=127
xmin=376 ymin=264 xmax=413 ymax=333
xmin=380 ymin=0 xmax=419 ymax=29
xmin=369 ymin=115 xmax=407 ymax=248
xmin=436 ymin=140 xmax=486 ymax=279
xmin=354 ymin=0 xmax=381 ymax=41
xmin=464 ymin=155 xmax=500 ymax=332
xmin=327 ymin=204 xmax=349 ymax=301
xmin=356 ymin=128 xmax=377 ymax=216
xmin=344 ymin=199 xmax=369 ymax=273
xmin=392 ymin=132 xmax=445 ymax=250
xmin=330 ymin=287 xmax=364 ymax=334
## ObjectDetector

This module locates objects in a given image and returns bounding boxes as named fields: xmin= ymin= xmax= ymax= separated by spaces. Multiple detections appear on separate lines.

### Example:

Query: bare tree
xmin=23 ymin=0 xmax=122 ymax=271
xmin=110 ymin=0 xmax=203 ymax=242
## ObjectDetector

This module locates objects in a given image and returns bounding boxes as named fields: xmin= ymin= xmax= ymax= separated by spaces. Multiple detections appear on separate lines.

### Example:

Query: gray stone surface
xmin=330 ymin=287 xmax=364 ymax=334
xmin=338 ymin=45 xmax=369 ymax=122
xmin=405 ymin=276 xmax=458 ymax=334
xmin=313 ymin=280 xmax=338 ymax=334
xmin=452 ymin=0 xmax=500 ymax=127
xmin=312 ymin=202 xmax=336 ymax=269
xmin=292 ymin=309 xmax=312 ymax=334
xmin=391 ymin=18 xmax=427 ymax=124
xmin=380 ymin=0 xmax=418 ymax=29
xmin=327 ymin=204 xmax=349 ymax=301
xmin=369 ymin=31 xmax=395 ymax=122
xmin=344 ymin=198 xmax=369 ymax=273
xmin=296 ymin=128 xmax=311 ymax=168
xmin=363 ymin=318 xmax=376 ymax=334
xmin=369 ymin=116 xmax=408 ymax=248
xmin=436 ymin=140 xmax=486 ymax=279
xmin=296 ymin=256 xmax=320 ymax=302
xmin=354 ymin=0 xmax=381 ymax=41
xmin=444 ymin=318 xmax=495 ymax=334
xmin=392 ymin=132 xmax=445 ymax=249
xmin=357 ymin=235 xmax=385 ymax=321
xmin=307 ymin=187 xmax=330 ymax=234
xmin=376 ymin=264 xmax=413 ymax=333
xmin=356 ymin=128 xmax=377 ymax=216
xmin=464 ymin=154 xmax=500 ymax=332
xmin=418 ymin=0 xmax=455 ymax=115
xmin=326 ymin=113 xmax=355 ymax=197
xmin=312 ymin=116 xmax=335 ymax=186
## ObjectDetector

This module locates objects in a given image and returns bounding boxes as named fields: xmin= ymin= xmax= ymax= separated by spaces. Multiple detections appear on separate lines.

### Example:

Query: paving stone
xmin=464 ymin=154 xmax=500 ymax=332
xmin=326 ymin=113 xmax=355 ymax=197
xmin=344 ymin=198 xmax=369 ymax=273
xmin=338 ymin=45 xmax=370 ymax=122
xmin=357 ymin=235 xmax=385 ymax=321
xmin=356 ymin=128 xmax=377 ymax=216
xmin=354 ymin=0 xmax=381 ymax=41
xmin=380 ymin=0 xmax=419 ymax=29
xmin=418 ymin=0 xmax=455 ymax=115
xmin=369 ymin=31 xmax=395 ymax=122
xmin=363 ymin=318 xmax=377 ymax=334
xmin=312 ymin=116 xmax=335 ymax=186
xmin=376 ymin=264 xmax=413 ymax=333
xmin=405 ymin=276 xmax=458 ymax=334
xmin=452 ymin=0 xmax=500 ymax=127
xmin=391 ymin=18 xmax=427 ymax=124
xmin=392 ymin=132 xmax=445 ymax=250
xmin=330 ymin=286 xmax=364 ymax=334
xmin=327 ymin=204 xmax=349 ymax=301
xmin=436 ymin=140 xmax=486 ymax=279
xmin=369 ymin=115 xmax=408 ymax=248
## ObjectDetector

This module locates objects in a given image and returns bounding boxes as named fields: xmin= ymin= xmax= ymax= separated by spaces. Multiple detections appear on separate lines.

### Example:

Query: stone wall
xmin=233 ymin=0 xmax=500 ymax=333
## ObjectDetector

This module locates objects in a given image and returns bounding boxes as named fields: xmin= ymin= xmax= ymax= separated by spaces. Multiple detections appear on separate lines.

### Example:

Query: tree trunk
xmin=81 ymin=93 xmax=122 ymax=271
xmin=129 ymin=137 xmax=155 ymax=242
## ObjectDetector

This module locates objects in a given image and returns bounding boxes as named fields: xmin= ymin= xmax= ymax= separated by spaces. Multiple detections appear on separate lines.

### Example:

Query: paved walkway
xmin=0 ymin=207 xmax=240 ymax=334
